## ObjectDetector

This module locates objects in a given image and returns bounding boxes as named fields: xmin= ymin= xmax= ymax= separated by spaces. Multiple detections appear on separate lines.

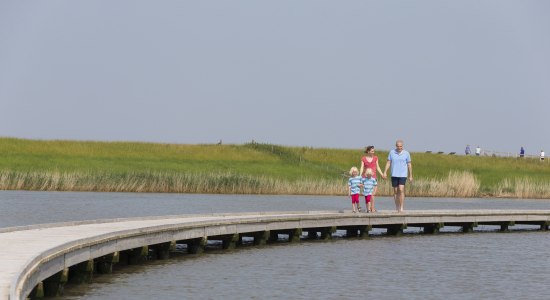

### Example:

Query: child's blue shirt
xmin=348 ymin=176 xmax=362 ymax=195
xmin=361 ymin=177 xmax=377 ymax=196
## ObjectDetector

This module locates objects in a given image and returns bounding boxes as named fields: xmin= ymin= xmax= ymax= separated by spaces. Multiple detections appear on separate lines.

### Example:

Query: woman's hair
xmin=349 ymin=166 xmax=359 ymax=176
xmin=365 ymin=145 xmax=375 ymax=153
xmin=365 ymin=168 xmax=373 ymax=176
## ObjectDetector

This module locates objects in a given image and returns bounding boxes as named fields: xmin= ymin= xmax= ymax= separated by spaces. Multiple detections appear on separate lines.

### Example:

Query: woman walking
xmin=359 ymin=146 xmax=384 ymax=212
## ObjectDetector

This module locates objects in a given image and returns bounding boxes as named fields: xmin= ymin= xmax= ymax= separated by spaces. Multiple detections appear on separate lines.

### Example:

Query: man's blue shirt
xmin=388 ymin=149 xmax=411 ymax=178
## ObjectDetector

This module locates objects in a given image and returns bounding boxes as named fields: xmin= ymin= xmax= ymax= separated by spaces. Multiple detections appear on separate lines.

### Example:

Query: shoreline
xmin=2 ymin=186 xmax=550 ymax=200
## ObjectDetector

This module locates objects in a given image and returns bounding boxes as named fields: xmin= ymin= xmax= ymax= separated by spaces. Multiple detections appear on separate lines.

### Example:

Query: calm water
xmin=1 ymin=191 xmax=550 ymax=299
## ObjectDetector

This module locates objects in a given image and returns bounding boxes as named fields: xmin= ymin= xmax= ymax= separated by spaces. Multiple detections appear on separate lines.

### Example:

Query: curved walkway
xmin=1 ymin=210 xmax=549 ymax=300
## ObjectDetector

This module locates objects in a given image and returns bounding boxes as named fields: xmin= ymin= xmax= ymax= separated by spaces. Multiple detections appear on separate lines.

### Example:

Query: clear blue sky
xmin=1 ymin=1 xmax=549 ymax=154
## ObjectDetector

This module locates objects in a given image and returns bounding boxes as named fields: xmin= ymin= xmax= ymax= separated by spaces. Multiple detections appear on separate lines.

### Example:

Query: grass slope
xmin=1 ymin=137 xmax=549 ymax=197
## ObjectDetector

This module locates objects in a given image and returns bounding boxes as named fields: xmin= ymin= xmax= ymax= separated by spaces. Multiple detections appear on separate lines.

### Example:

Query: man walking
xmin=383 ymin=140 xmax=413 ymax=212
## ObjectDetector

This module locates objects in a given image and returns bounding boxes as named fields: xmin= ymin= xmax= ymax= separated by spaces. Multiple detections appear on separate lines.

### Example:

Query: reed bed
xmin=367 ymin=171 xmax=479 ymax=197
xmin=0 ymin=170 xmax=345 ymax=195
xmin=0 ymin=168 xmax=546 ymax=199
xmin=408 ymin=171 xmax=480 ymax=198
xmin=5 ymin=169 xmax=550 ymax=198
xmin=495 ymin=178 xmax=550 ymax=199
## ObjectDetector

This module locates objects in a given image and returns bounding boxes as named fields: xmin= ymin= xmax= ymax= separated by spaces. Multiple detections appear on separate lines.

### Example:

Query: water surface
xmin=1 ymin=191 xmax=549 ymax=299
xmin=2 ymin=190 xmax=549 ymax=228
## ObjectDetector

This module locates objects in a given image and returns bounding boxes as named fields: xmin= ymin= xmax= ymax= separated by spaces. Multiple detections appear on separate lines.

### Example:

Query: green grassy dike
xmin=1 ymin=137 xmax=550 ymax=198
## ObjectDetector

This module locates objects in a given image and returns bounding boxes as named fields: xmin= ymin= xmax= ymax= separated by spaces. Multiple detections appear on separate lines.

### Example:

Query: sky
xmin=1 ymin=1 xmax=549 ymax=155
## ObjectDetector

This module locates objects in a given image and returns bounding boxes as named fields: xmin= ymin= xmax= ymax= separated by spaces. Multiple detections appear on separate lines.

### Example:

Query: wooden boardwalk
xmin=1 ymin=210 xmax=549 ymax=300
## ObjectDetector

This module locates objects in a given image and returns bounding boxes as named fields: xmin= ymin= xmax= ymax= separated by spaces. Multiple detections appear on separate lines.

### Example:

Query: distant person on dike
xmin=541 ymin=150 xmax=545 ymax=161
xmin=520 ymin=146 xmax=525 ymax=158
xmin=361 ymin=168 xmax=378 ymax=213
xmin=465 ymin=144 xmax=471 ymax=155
xmin=348 ymin=167 xmax=362 ymax=213
xmin=360 ymin=145 xmax=384 ymax=179
xmin=383 ymin=140 xmax=413 ymax=213
xmin=475 ymin=146 xmax=481 ymax=156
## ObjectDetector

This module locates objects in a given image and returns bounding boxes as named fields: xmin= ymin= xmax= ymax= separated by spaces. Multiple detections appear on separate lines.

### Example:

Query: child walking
xmin=361 ymin=168 xmax=378 ymax=212
xmin=348 ymin=166 xmax=362 ymax=213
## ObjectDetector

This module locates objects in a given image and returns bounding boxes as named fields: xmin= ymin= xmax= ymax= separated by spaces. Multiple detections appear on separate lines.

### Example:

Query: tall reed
xmin=495 ymin=178 xmax=550 ymax=199
xmin=0 ymin=169 xmax=477 ymax=197
xmin=372 ymin=171 xmax=480 ymax=198
xmin=0 ymin=170 xmax=345 ymax=195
